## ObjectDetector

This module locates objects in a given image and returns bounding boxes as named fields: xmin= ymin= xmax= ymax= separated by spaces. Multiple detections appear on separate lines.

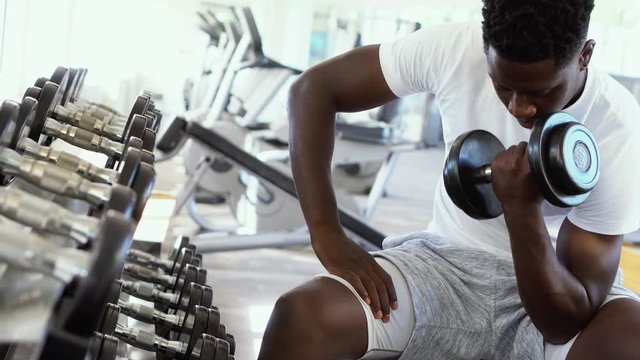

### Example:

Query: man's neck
xmin=564 ymin=68 xmax=589 ymax=109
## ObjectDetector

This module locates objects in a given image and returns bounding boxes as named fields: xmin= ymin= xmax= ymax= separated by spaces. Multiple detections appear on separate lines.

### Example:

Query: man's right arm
xmin=288 ymin=45 xmax=399 ymax=321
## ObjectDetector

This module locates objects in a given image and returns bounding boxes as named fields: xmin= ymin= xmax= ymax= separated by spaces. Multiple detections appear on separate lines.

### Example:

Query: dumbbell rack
xmin=0 ymin=66 xmax=235 ymax=360
xmin=0 ymin=143 xmax=107 ymax=358
xmin=0 ymin=139 xmax=94 ymax=347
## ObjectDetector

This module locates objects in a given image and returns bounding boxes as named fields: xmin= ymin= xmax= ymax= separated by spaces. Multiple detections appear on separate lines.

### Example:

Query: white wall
xmin=0 ymin=0 xmax=205 ymax=114
xmin=0 ymin=0 xmax=637 ymax=116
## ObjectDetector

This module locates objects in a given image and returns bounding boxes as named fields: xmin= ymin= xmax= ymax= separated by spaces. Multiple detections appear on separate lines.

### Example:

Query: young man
xmin=258 ymin=0 xmax=640 ymax=359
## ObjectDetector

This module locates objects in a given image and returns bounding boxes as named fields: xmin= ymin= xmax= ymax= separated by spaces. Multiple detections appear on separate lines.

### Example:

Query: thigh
xmin=318 ymin=257 xmax=415 ymax=357
xmin=288 ymin=276 xmax=370 ymax=357
xmin=566 ymin=298 xmax=640 ymax=360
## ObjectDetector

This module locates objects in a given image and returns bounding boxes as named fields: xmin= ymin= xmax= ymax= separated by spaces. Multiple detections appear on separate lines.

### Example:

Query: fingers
xmin=345 ymin=273 xmax=370 ymax=306
xmin=345 ymin=267 xmax=397 ymax=323
xmin=359 ymin=272 xmax=383 ymax=320
xmin=375 ymin=265 xmax=398 ymax=321
xmin=515 ymin=141 xmax=527 ymax=158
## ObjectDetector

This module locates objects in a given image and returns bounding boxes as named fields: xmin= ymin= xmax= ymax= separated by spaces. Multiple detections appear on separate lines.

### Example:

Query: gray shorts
xmin=318 ymin=232 xmax=639 ymax=360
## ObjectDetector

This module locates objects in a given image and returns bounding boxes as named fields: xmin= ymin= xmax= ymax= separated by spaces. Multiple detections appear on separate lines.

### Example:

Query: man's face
xmin=486 ymin=46 xmax=586 ymax=129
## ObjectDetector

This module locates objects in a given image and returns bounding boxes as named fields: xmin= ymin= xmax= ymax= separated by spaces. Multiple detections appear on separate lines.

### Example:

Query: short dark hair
xmin=482 ymin=0 xmax=595 ymax=67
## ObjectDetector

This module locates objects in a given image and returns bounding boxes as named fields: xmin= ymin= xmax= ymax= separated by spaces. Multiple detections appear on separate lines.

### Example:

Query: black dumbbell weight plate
xmin=131 ymin=162 xmax=156 ymax=222
xmin=49 ymin=66 xmax=70 ymax=92
xmin=123 ymin=96 xmax=150 ymax=136
xmin=62 ymin=68 xmax=80 ymax=106
xmin=0 ymin=99 xmax=36 ymax=185
xmin=226 ymin=333 xmax=236 ymax=356
xmin=28 ymin=82 xmax=65 ymax=144
xmin=103 ymin=185 xmax=137 ymax=219
xmin=547 ymin=122 xmax=600 ymax=196
xmin=201 ymin=286 xmax=213 ymax=309
xmin=94 ymin=333 xmax=118 ymax=360
xmin=11 ymin=97 xmax=37 ymax=151
xmin=117 ymin=147 xmax=142 ymax=187
xmin=60 ymin=211 xmax=135 ymax=336
xmin=34 ymin=77 xmax=48 ymax=89
xmin=0 ymin=101 xmax=18 ymax=148
xmin=0 ymin=101 xmax=19 ymax=185
xmin=98 ymin=303 xmax=120 ymax=335
xmin=141 ymin=129 xmax=156 ymax=152
xmin=124 ymin=115 xmax=147 ymax=146
xmin=528 ymin=113 xmax=598 ymax=207
xmin=443 ymin=130 xmax=504 ymax=219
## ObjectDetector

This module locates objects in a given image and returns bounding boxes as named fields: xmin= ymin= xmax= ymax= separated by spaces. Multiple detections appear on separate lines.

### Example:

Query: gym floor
xmin=153 ymin=146 xmax=445 ymax=360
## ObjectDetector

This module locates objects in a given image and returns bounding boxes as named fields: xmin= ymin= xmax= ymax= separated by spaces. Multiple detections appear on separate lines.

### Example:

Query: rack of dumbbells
xmin=0 ymin=66 xmax=235 ymax=360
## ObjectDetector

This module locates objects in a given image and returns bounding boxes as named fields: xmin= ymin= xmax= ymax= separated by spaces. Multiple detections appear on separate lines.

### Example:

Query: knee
xmin=269 ymin=287 xmax=334 ymax=344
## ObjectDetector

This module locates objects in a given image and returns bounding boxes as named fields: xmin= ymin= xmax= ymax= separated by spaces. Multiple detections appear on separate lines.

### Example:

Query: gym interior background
xmin=0 ymin=0 xmax=638 ymax=359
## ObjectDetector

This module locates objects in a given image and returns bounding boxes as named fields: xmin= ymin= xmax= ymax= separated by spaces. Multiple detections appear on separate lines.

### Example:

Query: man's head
xmin=481 ymin=0 xmax=596 ymax=128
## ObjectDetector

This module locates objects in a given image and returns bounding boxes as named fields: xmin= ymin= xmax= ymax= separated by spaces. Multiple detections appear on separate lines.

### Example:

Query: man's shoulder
xmin=592 ymin=69 xmax=640 ymax=127
xmin=412 ymin=21 xmax=481 ymax=46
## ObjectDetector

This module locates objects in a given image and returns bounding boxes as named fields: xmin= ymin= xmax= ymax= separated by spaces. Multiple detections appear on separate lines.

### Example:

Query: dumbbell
xmin=120 ymin=281 xmax=213 ymax=314
xmin=127 ymin=247 xmax=202 ymax=274
xmin=97 ymin=281 xmax=232 ymax=358
xmin=0 ymin=101 xmax=139 ymax=217
xmin=0 ymin=187 xmax=150 ymax=247
xmin=100 ymin=284 xmax=215 ymax=336
xmin=23 ymin=81 xmax=156 ymax=168
xmin=443 ymin=112 xmax=600 ymax=219
xmin=110 ymin=329 xmax=232 ymax=360
xmin=3 ymin=97 xmax=144 ymax=187
xmin=105 ymin=299 xmax=229 ymax=348
xmin=24 ymin=83 xmax=149 ymax=157
xmin=36 ymin=68 xmax=153 ymax=139
xmin=6 ymin=100 xmax=157 ymax=221
xmin=46 ymin=66 xmax=158 ymax=126
xmin=90 ymin=332 xmax=233 ymax=360
xmin=128 ymin=247 xmax=203 ymax=282
xmin=0 ymin=211 xmax=134 ymax=337
xmin=106 ymin=288 xmax=235 ymax=357
xmin=124 ymin=261 xmax=207 ymax=293
xmin=48 ymin=66 xmax=163 ymax=134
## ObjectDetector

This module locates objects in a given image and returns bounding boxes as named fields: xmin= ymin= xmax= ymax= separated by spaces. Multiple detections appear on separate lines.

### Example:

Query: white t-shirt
xmin=379 ymin=22 xmax=640 ymax=256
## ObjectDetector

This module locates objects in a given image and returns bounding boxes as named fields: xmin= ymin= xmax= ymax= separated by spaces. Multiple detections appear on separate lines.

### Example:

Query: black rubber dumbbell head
xmin=103 ymin=185 xmax=137 ymax=219
xmin=11 ymin=97 xmax=37 ymax=151
xmin=130 ymin=162 xmax=156 ymax=222
xmin=443 ymin=129 xmax=504 ymax=219
xmin=28 ymin=81 xmax=66 ymax=143
xmin=58 ymin=211 xmax=135 ymax=336
xmin=117 ymin=147 xmax=143 ymax=187
xmin=528 ymin=112 xmax=599 ymax=207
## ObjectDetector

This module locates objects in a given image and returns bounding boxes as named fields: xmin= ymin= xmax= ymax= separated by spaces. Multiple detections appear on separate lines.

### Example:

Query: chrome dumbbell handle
xmin=0 ymin=187 xmax=99 ymax=244
xmin=120 ymin=280 xmax=180 ymax=307
xmin=114 ymin=325 xmax=186 ymax=357
xmin=54 ymin=105 xmax=125 ymax=141
xmin=0 ymin=225 xmax=89 ymax=283
xmin=17 ymin=137 xmax=118 ymax=184
xmin=117 ymin=299 xmax=182 ymax=328
xmin=0 ymin=148 xmax=113 ymax=206
xmin=43 ymin=118 xmax=123 ymax=160
xmin=127 ymin=249 xmax=173 ymax=272
xmin=124 ymin=263 xmax=177 ymax=287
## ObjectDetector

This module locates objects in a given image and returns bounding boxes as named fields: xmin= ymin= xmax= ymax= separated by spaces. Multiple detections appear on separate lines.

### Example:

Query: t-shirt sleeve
xmin=379 ymin=23 xmax=469 ymax=97
xmin=567 ymin=119 xmax=640 ymax=235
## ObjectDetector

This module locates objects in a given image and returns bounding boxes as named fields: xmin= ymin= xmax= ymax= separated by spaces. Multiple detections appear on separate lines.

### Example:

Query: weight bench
xmin=169 ymin=120 xmax=386 ymax=252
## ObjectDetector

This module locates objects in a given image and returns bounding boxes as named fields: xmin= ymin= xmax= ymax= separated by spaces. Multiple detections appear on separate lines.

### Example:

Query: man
xmin=258 ymin=0 xmax=640 ymax=359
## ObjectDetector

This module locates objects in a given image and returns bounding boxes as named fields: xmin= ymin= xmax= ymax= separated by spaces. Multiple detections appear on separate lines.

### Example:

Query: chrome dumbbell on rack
xmin=0 ymin=66 xmax=239 ymax=360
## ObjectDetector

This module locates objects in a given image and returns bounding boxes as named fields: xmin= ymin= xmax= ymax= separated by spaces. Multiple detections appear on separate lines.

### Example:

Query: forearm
xmin=504 ymin=205 xmax=594 ymax=343
xmin=288 ymin=76 xmax=344 ymax=243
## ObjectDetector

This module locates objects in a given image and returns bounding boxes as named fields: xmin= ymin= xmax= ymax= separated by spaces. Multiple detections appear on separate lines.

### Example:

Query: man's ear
xmin=579 ymin=39 xmax=596 ymax=70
